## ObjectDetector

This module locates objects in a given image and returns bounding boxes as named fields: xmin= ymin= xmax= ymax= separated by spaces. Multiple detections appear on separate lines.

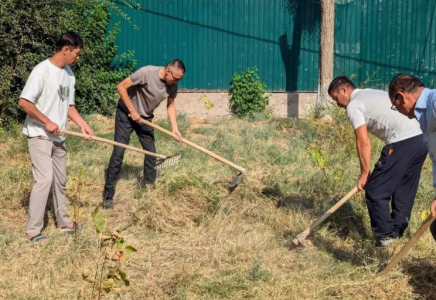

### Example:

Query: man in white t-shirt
xmin=328 ymin=76 xmax=427 ymax=247
xmin=18 ymin=31 xmax=94 ymax=243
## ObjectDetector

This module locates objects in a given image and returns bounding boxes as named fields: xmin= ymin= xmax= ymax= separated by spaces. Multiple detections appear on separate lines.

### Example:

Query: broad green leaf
xmin=118 ymin=269 xmax=130 ymax=286
xmin=124 ymin=246 xmax=137 ymax=254
xmin=95 ymin=216 xmax=105 ymax=233
xmin=91 ymin=206 xmax=99 ymax=219
xmin=116 ymin=238 xmax=125 ymax=250
xmin=103 ymin=278 xmax=117 ymax=287
xmin=108 ymin=267 xmax=118 ymax=276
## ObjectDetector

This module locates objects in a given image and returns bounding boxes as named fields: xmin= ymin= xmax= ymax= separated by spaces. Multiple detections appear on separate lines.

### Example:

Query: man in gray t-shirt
xmin=328 ymin=76 xmax=427 ymax=247
xmin=103 ymin=59 xmax=185 ymax=209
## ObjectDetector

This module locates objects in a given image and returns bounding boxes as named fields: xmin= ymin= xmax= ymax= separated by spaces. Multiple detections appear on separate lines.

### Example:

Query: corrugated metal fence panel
xmin=114 ymin=1 xmax=436 ymax=92
xmin=112 ymin=0 xmax=321 ymax=91
xmin=335 ymin=0 xmax=436 ymax=88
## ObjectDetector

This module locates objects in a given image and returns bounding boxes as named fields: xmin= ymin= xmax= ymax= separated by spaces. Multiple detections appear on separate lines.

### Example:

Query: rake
xmin=136 ymin=117 xmax=246 ymax=188
xmin=60 ymin=129 xmax=180 ymax=170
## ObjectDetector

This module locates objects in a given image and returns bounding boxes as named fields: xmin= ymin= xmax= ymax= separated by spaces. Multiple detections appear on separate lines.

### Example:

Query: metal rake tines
xmin=155 ymin=154 xmax=181 ymax=170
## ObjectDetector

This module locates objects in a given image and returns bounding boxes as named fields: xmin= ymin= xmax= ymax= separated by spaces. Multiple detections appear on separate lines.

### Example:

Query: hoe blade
xmin=228 ymin=172 xmax=244 ymax=188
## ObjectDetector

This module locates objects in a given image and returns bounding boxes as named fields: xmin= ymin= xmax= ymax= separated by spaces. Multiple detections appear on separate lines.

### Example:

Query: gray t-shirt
xmin=119 ymin=66 xmax=178 ymax=117
xmin=346 ymin=88 xmax=422 ymax=144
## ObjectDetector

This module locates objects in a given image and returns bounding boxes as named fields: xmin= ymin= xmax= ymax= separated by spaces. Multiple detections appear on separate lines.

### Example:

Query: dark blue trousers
xmin=365 ymin=134 xmax=427 ymax=239
xmin=103 ymin=105 xmax=156 ymax=200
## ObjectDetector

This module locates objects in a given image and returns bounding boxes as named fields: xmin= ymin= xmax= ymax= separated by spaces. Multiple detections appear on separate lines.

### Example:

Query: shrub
xmin=67 ymin=1 xmax=136 ymax=115
xmin=229 ymin=67 xmax=270 ymax=118
xmin=0 ymin=0 xmax=137 ymax=128
xmin=0 ymin=0 xmax=66 ymax=127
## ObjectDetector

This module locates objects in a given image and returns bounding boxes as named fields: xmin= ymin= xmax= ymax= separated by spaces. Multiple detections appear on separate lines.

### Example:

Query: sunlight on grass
xmin=0 ymin=113 xmax=435 ymax=299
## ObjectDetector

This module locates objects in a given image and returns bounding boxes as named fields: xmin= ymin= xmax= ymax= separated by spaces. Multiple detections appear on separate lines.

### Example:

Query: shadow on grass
xmin=100 ymin=163 xmax=145 ymax=188
xmin=402 ymin=258 xmax=436 ymax=299
xmin=303 ymin=200 xmax=374 ymax=267
xmin=263 ymin=183 xmax=376 ymax=266
xmin=310 ymin=233 xmax=390 ymax=267
xmin=119 ymin=163 xmax=144 ymax=181
xmin=261 ymin=185 xmax=315 ymax=210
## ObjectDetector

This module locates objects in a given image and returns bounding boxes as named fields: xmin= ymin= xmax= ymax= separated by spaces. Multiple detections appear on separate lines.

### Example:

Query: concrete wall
xmin=154 ymin=92 xmax=317 ymax=118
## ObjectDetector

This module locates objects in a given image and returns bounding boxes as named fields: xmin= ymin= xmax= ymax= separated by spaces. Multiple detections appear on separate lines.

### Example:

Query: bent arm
xmin=18 ymin=98 xmax=59 ymax=134
xmin=68 ymin=106 xmax=94 ymax=136
xmin=117 ymin=77 xmax=141 ymax=122
xmin=18 ymin=98 xmax=50 ymax=125
xmin=167 ymin=97 xmax=181 ymax=141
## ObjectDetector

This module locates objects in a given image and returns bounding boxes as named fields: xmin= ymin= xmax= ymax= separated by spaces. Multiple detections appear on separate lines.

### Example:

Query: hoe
xmin=381 ymin=214 xmax=436 ymax=274
xmin=293 ymin=186 xmax=359 ymax=247
xmin=137 ymin=117 xmax=246 ymax=188
xmin=60 ymin=129 xmax=180 ymax=170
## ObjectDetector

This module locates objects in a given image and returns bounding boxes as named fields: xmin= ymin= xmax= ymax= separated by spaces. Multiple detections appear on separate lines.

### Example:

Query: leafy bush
xmin=0 ymin=0 xmax=137 ymax=128
xmin=67 ymin=1 xmax=136 ymax=115
xmin=229 ymin=67 xmax=270 ymax=118
xmin=0 ymin=0 xmax=66 ymax=127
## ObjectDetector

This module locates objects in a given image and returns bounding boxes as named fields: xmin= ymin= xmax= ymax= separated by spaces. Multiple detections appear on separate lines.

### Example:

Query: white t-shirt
xmin=346 ymin=89 xmax=422 ymax=144
xmin=20 ymin=59 xmax=75 ymax=142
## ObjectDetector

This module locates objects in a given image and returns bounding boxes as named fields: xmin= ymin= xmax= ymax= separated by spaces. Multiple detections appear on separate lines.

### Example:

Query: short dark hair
xmin=328 ymin=76 xmax=356 ymax=95
xmin=388 ymin=73 xmax=424 ymax=100
xmin=167 ymin=59 xmax=186 ymax=73
xmin=56 ymin=31 xmax=83 ymax=51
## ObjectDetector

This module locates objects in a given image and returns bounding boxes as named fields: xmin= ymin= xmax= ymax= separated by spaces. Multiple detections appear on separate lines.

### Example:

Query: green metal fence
xmin=335 ymin=0 xmax=436 ymax=88
xmin=113 ymin=0 xmax=436 ymax=91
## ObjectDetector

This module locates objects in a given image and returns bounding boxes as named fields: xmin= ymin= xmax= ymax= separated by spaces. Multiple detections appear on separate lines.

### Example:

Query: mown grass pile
xmin=1 ymin=111 xmax=436 ymax=299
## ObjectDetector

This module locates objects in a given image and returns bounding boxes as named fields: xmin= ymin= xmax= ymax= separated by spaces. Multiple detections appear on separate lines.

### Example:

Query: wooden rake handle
xmin=60 ymin=129 xmax=167 ymax=159
xmin=137 ymin=117 xmax=246 ymax=173
xmin=294 ymin=186 xmax=359 ymax=244
xmin=381 ymin=214 xmax=436 ymax=275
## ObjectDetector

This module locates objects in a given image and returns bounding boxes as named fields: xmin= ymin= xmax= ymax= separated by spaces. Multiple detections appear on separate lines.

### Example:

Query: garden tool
xmin=60 ymin=129 xmax=180 ymax=170
xmin=381 ymin=214 xmax=436 ymax=275
xmin=293 ymin=186 xmax=359 ymax=247
xmin=136 ymin=117 xmax=246 ymax=188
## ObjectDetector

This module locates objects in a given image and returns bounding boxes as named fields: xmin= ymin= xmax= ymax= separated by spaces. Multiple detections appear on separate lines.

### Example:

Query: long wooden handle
xmin=381 ymin=214 xmax=436 ymax=275
xmin=138 ymin=117 xmax=246 ymax=173
xmin=60 ymin=129 xmax=167 ymax=159
xmin=297 ymin=186 xmax=359 ymax=241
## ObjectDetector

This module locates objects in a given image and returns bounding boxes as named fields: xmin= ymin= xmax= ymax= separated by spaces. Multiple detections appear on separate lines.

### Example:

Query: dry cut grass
xmin=0 ymin=112 xmax=436 ymax=299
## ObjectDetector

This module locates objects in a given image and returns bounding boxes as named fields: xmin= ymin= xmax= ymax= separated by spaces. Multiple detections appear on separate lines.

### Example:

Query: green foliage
xmin=68 ymin=1 xmax=136 ymax=115
xmin=229 ymin=67 xmax=270 ymax=118
xmin=0 ymin=0 xmax=137 ymax=128
xmin=91 ymin=207 xmax=106 ymax=233
xmin=0 ymin=0 xmax=66 ymax=126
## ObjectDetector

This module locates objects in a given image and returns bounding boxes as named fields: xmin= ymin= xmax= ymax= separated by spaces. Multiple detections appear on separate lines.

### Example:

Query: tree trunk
xmin=317 ymin=0 xmax=335 ymax=113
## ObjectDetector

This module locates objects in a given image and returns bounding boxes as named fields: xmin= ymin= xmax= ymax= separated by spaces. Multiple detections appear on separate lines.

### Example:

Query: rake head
xmin=155 ymin=154 xmax=181 ymax=170
xmin=228 ymin=171 xmax=245 ymax=189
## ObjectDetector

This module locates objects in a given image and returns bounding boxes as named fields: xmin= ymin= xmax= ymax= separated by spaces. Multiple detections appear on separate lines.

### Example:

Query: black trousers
xmin=431 ymin=221 xmax=436 ymax=241
xmin=365 ymin=134 xmax=427 ymax=239
xmin=103 ymin=105 xmax=156 ymax=200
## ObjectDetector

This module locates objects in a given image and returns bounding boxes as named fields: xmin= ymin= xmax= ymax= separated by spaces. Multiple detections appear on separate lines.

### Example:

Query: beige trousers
xmin=26 ymin=137 xmax=70 ymax=237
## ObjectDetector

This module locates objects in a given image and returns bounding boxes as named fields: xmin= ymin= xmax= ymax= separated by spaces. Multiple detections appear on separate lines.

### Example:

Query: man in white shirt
xmin=328 ymin=76 xmax=427 ymax=247
xmin=18 ymin=31 xmax=94 ymax=243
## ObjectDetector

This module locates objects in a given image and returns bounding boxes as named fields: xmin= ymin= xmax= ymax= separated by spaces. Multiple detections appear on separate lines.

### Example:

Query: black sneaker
xmin=103 ymin=199 xmax=114 ymax=210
